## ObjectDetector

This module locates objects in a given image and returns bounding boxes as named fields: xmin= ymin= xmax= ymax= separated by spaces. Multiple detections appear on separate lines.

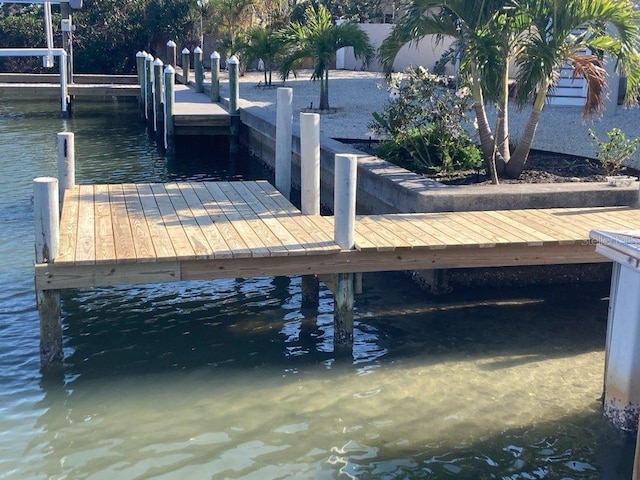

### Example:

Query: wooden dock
xmin=34 ymin=180 xmax=640 ymax=291
xmin=0 ymin=73 xmax=140 ymax=98
xmin=172 ymin=84 xmax=231 ymax=135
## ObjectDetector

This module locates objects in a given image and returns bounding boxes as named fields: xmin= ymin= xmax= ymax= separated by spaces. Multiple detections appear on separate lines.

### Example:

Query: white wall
xmin=340 ymin=23 xmax=456 ymax=75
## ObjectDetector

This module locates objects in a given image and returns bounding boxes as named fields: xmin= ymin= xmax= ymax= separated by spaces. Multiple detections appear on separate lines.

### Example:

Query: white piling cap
xmin=194 ymin=46 xmax=203 ymax=54
xmin=167 ymin=40 xmax=176 ymax=47
xmin=136 ymin=51 xmax=145 ymax=57
xmin=146 ymin=53 xmax=154 ymax=60
xmin=228 ymin=55 xmax=239 ymax=65
xmin=154 ymin=58 xmax=164 ymax=66
xmin=164 ymin=65 xmax=176 ymax=74
xmin=182 ymin=47 xmax=190 ymax=54
xmin=141 ymin=50 xmax=148 ymax=56
xmin=211 ymin=51 xmax=220 ymax=59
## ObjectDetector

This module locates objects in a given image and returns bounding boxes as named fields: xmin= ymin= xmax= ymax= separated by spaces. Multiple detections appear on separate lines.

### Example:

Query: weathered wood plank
xmin=75 ymin=185 xmax=96 ymax=265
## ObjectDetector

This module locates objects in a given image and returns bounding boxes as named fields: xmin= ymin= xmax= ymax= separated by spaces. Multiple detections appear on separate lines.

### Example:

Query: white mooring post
xmin=181 ymin=48 xmax=190 ymax=84
xmin=300 ymin=112 xmax=320 ymax=308
xmin=333 ymin=154 xmax=357 ymax=348
xmin=194 ymin=46 xmax=204 ymax=93
xmin=153 ymin=58 xmax=164 ymax=133
xmin=166 ymin=40 xmax=177 ymax=68
xmin=210 ymin=51 xmax=220 ymax=102
xmin=56 ymin=132 xmax=75 ymax=205
xmin=276 ymin=87 xmax=293 ymax=200
xmin=136 ymin=50 xmax=145 ymax=94
xmin=164 ymin=65 xmax=176 ymax=151
xmin=228 ymin=55 xmax=240 ymax=154
xmin=34 ymin=177 xmax=62 ymax=366
xmin=145 ymin=53 xmax=154 ymax=122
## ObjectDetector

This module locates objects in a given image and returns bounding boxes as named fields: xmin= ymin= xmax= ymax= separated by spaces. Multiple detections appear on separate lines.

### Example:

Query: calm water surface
xmin=0 ymin=98 xmax=635 ymax=479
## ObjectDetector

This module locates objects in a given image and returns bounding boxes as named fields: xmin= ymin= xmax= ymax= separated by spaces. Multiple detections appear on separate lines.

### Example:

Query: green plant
xmin=369 ymin=66 xmax=482 ymax=174
xmin=589 ymin=128 xmax=640 ymax=175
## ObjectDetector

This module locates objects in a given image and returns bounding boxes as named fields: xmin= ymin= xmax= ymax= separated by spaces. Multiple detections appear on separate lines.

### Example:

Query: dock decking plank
xmin=108 ymin=184 xmax=137 ymax=263
xmin=122 ymin=183 xmax=157 ymax=262
xmin=136 ymin=183 xmax=177 ymax=261
xmin=56 ymin=186 xmax=80 ymax=264
xmin=75 ymin=184 xmax=96 ymax=265
xmin=94 ymin=184 xmax=116 ymax=263
xmin=150 ymin=183 xmax=197 ymax=260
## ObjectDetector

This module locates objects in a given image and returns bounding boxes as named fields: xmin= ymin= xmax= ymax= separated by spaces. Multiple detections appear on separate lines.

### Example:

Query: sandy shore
xmin=220 ymin=69 xmax=640 ymax=167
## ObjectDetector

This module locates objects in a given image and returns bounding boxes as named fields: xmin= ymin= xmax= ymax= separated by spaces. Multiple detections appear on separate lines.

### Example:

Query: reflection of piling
xmin=228 ymin=55 xmax=240 ymax=154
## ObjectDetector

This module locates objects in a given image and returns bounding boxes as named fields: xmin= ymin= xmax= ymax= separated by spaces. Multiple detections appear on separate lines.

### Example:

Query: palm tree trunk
xmin=319 ymin=69 xmax=329 ymax=110
xmin=495 ymin=64 xmax=511 ymax=166
xmin=471 ymin=62 xmax=500 ymax=184
xmin=506 ymin=82 xmax=548 ymax=178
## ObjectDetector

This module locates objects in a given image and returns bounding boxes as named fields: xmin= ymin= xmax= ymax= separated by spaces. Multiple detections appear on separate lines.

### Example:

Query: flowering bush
xmin=369 ymin=67 xmax=481 ymax=174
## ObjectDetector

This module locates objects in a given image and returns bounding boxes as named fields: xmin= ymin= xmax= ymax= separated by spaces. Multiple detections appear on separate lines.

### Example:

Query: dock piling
xmin=194 ymin=47 xmax=204 ymax=93
xmin=181 ymin=48 xmax=190 ymax=84
xmin=228 ymin=55 xmax=240 ymax=154
xmin=153 ymin=58 xmax=164 ymax=133
xmin=166 ymin=40 xmax=177 ymax=68
xmin=164 ymin=65 xmax=175 ymax=151
xmin=210 ymin=51 xmax=220 ymax=102
xmin=145 ymin=53 xmax=154 ymax=121
xmin=33 ymin=177 xmax=62 ymax=366
xmin=56 ymin=132 xmax=75 ymax=205
xmin=276 ymin=87 xmax=293 ymax=200
xmin=300 ymin=112 xmax=321 ymax=308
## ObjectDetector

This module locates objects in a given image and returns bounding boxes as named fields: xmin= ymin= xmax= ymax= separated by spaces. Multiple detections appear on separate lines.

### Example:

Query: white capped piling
xmin=333 ymin=154 xmax=357 ymax=349
xmin=334 ymin=154 xmax=357 ymax=250
xmin=181 ymin=47 xmax=190 ymax=84
xmin=153 ymin=57 xmax=164 ymax=133
xmin=136 ymin=50 xmax=146 ymax=93
xmin=164 ymin=65 xmax=176 ymax=151
xmin=59 ymin=50 xmax=70 ymax=117
xmin=56 ymin=132 xmax=75 ymax=205
xmin=145 ymin=53 xmax=154 ymax=121
xmin=210 ymin=51 xmax=220 ymax=102
xmin=166 ymin=40 xmax=177 ymax=68
xmin=194 ymin=46 xmax=204 ymax=93
xmin=228 ymin=55 xmax=240 ymax=154
xmin=300 ymin=112 xmax=320 ymax=215
xmin=34 ymin=177 xmax=62 ymax=365
xmin=300 ymin=112 xmax=321 ymax=308
xmin=276 ymin=87 xmax=293 ymax=200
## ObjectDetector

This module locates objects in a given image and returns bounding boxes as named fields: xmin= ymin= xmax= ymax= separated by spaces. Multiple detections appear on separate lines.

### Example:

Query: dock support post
xmin=153 ymin=58 xmax=164 ymax=134
xmin=166 ymin=40 xmax=177 ymax=67
xmin=210 ymin=51 xmax=220 ymax=102
xmin=333 ymin=154 xmax=357 ymax=349
xmin=136 ymin=51 xmax=146 ymax=113
xmin=228 ymin=55 xmax=240 ymax=154
xmin=164 ymin=65 xmax=175 ymax=152
xmin=34 ymin=177 xmax=62 ymax=367
xmin=194 ymin=47 xmax=204 ymax=93
xmin=59 ymin=51 xmax=70 ymax=117
xmin=276 ymin=87 xmax=293 ymax=200
xmin=145 ymin=53 xmax=154 ymax=122
xmin=56 ymin=132 xmax=75 ymax=205
xmin=300 ymin=112 xmax=320 ymax=308
xmin=181 ymin=48 xmax=190 ymax=84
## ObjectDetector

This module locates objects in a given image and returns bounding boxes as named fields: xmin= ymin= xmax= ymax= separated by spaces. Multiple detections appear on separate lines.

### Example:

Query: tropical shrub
xmin=589 ymin=128 xmax=640 ymax=176
xmin=370 ymin=66 xmax=482 ymax=174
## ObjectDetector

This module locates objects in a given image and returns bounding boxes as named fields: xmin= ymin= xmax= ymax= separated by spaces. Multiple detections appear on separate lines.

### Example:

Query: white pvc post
xmin=300 ymin=112 xmax=320 ymax=215
xmin=194 ymin=46 xmax=203 ymax=93
xmin=164 ymin=65 xmax=175 ymax=151
xmin=334 ymin=154 xmax=357 ymax=250
xmin=33 ymin=176 xmax=62 ymax=366
xmin=276 ymin=87 xmax=293 ymax=200
xmin=210 ymin=51 xmax=220 ymax=102
xmin=153 ymin=57 xmax=164 ymax=133
xmin=56 ymin=132 xmax=74 ymax=205
xmin=166 ymin=40 xmax=177 ymax=67
xmin=181 ymin=47 xmax=190 ymax=84
xmin=59 ymin=50 xmax=68 ymax=116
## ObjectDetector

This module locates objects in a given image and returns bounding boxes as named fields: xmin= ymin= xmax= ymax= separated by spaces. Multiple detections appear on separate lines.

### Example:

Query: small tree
xmin=280 ymin=4 xmax=374 ymax=110
xmin=589 ymin=128 xmax=640 ymax=176
xmin=238 ymin=26 xmax=284 ymax=86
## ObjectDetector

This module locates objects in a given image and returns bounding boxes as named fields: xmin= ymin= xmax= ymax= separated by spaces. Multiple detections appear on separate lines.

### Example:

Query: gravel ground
xmin=219 ymin=69 xmax=640 ymax=168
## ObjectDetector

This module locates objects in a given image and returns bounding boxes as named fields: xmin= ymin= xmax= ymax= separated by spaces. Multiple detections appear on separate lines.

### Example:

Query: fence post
xmin=33 ymin=177 xmax=62 ymax=367
xmin=166 ymin=40 xmax=177 ymax=67
xmin=276 ymin=87 xmax=293 ymax=200
xmin=210 ymin=51 xmax=220 ymax=102
xmin=181 ymin=48 xmax=190 ymax=84
xmin=194 ymin=46 xmax=203 ymax=93
xmin=56 ymin=132 xmax=75 ymax=206
xmin=228 ymin=55 xmax=240 ymax=154
xmin=164 ymin=65 xmax=175 ymax=152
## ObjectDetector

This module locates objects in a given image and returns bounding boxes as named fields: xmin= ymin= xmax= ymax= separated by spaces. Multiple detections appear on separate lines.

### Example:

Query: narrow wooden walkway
xmin=35 ymin=180 xmax=640 ymax=291
xmin=173 ymin=84 xmax=231 ymax=135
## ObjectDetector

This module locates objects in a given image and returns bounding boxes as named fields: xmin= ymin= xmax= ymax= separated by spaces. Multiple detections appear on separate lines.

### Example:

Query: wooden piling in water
xmin=181 ymin=48 xmax=190 ymax=84
xmin=145 ymin=53 xmax=154 ymax=121
xmin=276 ymin=87 xmax=293 ymax=200
xmin=166 ymin=40 xmax=177 ymax=68
xmin=300 ymin=112 xmax=320 ymax=308
xmin=136 ymin=51 xmax=146 ymax=109
xmin=34 ymin=177 xmax=62 ymax=366
xmin=210 ymin=51 xmax=220 ymax=102
xmin=228 ymin=55 xmax=240 ymax=154
xmin=164 ymin=65 xmax=175 ymax=151
xmin=153 ymin=58 xmax=164 ymax=133
xmin=194 ymin=46 xmax=204 ymax=93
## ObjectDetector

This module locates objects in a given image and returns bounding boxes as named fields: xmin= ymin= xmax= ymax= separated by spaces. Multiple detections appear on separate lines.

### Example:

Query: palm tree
xmin=238 ymin=26 xmax=284 ymax=87
xmin=506 ymin=0 xmax=640 ymax=177
xmin=279 ymin=4 xmax=374 ymax=110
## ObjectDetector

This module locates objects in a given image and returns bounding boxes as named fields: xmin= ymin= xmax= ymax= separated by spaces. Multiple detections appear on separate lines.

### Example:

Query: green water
xmin=0 ymin=97 xmax=635 ymax=479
